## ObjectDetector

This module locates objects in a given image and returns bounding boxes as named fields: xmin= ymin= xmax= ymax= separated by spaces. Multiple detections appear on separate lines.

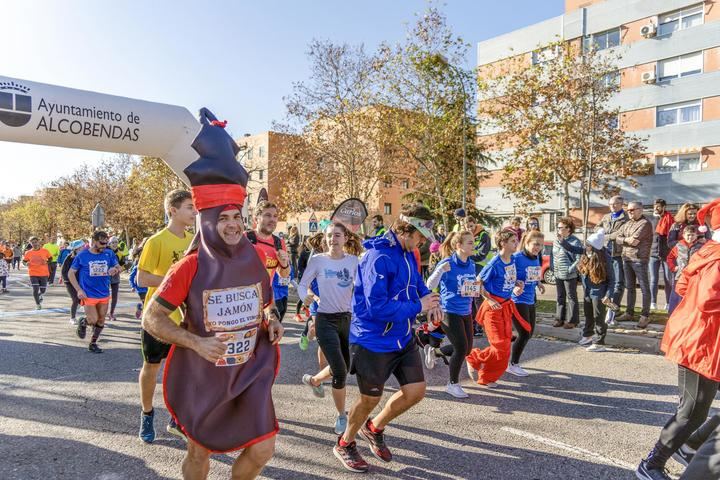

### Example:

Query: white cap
xmin=586 ymin=228 xmax=606 ymax=250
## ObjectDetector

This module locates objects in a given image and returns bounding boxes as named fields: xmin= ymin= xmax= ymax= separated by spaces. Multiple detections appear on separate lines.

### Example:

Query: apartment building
xmin=237 ymin=130 xmax=412 ymax=233
xmin=476 ymin=0 xmax=720 ymax=230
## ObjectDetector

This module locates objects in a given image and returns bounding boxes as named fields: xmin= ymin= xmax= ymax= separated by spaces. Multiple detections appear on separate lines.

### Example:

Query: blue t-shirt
xmin=71 ymin=248 xmax=118 ymax=299
xmin=479 ymin=255 xmax=517 ymax=299
xmin=437 ymin=253 xmax=476 ymax=315
xmin=511 ymin=251 xmax=541 ymax=305
xmin=272 ymin=265 xmax=294 ymax=301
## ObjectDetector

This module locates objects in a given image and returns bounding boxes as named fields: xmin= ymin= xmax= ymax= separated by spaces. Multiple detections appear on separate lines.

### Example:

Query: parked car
xmin=541 ymin=242 xmax=555 ymax=285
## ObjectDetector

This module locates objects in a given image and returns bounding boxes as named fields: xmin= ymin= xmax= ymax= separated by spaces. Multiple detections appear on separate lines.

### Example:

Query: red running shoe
xmin=360 ymin=420 xmax=392 ymax=462
xmin=334 ymin=437 xmax=369 ymax=473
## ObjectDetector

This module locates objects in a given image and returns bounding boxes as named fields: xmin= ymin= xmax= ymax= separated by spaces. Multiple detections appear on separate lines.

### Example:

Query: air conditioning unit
xmin=640 ymin=22 xmax=657 ymax=38
xmin=642 ymin=70 xmax=656 ymax=84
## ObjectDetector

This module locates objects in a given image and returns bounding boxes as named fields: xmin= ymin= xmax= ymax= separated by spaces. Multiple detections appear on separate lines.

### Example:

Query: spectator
xmin=650 ymin=199 xmax=674 ymax=311
xmin=435 ymin=224 xmax=447 ymax=243
xmin=666 ymin=225 xmax=704 ymax=314
xmin=668 ymin=202 xmax=711 ymax=249
xmin=525 ymin=216 xmax=540 ymax=233
xmin=452 ymin=208 xmax=466 ymax=232
xmin=616 ymin=201 xmax=654 ymax=328
xmin=599 ymin=195 xmax=629 ymax=326
xmin=369 ymin=214 xmax=386 ymax=237
xmin=287 ymin=225 xmax=301 ymax=278
xmin=506 ymin=216 xmax=525 ymax=244
xmin=551 ymin=216 xmax=582 ymax=329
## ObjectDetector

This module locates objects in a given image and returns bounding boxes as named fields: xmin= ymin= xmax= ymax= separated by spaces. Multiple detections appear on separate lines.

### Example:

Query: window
xmin=383 ymin=177 xmax=392 ymax=188
xmin=658 ymin=51 xmax=703 ymax=81
xmin=583 ymin=27 xmax=621 ymax=51
xmin=401 ymin=179 xmax=409 ymax=189
xmin=247 ymin=147 xmax=254 ymax=160
xmin=657 ymin=100 xmax=701 ymax=127
xmin=531 ymin=46 xmax=557 ymax=65
xmin=259 ymin=146 xmax=266 ymax=158
xmin=655 ymin=153 xmax=701 ymax=174
xmin=259 ymin=169 xmax=264 ymax=180
xmin=384 ymin=203 xmax=392 ymax=215
xmin=658 ymin=3 xmax=704 ymax=36
xmin=601 ymin=71 xmax=620 ymax=88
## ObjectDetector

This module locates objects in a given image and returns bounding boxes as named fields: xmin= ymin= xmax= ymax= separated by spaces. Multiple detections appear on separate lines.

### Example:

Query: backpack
xmin=246 ymin=230 xmax=283 ymax=251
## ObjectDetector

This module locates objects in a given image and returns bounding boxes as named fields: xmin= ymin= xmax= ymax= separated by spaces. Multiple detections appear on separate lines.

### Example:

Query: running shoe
xmin=333 ymin=438 xmax=369 ymax=473
xmin=578 ymin=336 xmax=593 ymax=346
xmin=479 ymin=382 xmax=498 ymax=388
xmin=167 ymin=418 xmax=187 ymax=441
xmin=587 ymin=344 xmax=607 ymax=352
xmin=466 ymin=361 xmax=477 ymax=381
xmin=135 ymin=307 xmax=142 ymax=320
xmin=36 ymin=304 xmax=42 ymax=310
xmin=302 ymin=374 xmax=325 ymax=398
xmin=650 ymin=302 xmax=657 ymax=310
xmin=360 ymin=419 xmax=392 ymax=462
xmin=76 ymin=317 xmax=87 ymax=339
xmin=671 ymin=444 xmax=694 ymax=467
xmin=69 ymin=317 xmax=77 ymax=326
xmin=334 ymin=412 xmax=348 ymax=435
xmin=445 ymin=382 xmax=469 ymax=399
xmin=299 ymin=334 xmax=309 ymax=351
xmin=88 ymin=343 xmax=103 ymax=354
xmin=423 ymin=344 xmax=436 ymax=369
xmin=506 ymin=363 xmax=529 ymax=377
xmin=635 ymin=459 xmax=670 ymax=480
xmin=139 ymin=410 xmax=155 ymax=443
xmin=108 ymin=313 xmax=117 ymax=322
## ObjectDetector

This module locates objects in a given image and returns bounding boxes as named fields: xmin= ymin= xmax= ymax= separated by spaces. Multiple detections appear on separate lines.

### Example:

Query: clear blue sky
xmin=2 ymin=0 xmax=562 ymax=199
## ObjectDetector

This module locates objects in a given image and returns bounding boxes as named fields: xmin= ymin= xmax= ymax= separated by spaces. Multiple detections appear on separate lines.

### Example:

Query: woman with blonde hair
xmin=425 ymin=230 xmax=478 ymax=398
xmin=668 ymin=202 xmax=710 ymax=249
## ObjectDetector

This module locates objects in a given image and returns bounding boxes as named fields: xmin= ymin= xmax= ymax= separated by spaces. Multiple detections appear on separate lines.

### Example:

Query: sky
xmin=1 ymin=0 xmax=563 ymax=199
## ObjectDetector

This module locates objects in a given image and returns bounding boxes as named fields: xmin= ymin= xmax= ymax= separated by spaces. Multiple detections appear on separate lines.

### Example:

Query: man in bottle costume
xmin=143 ymin=108 xmax=283 ymax=480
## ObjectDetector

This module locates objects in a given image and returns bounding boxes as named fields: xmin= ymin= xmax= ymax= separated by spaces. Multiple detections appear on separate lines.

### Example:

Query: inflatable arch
xmin=0 ymin=75 xmax=202 ymax=183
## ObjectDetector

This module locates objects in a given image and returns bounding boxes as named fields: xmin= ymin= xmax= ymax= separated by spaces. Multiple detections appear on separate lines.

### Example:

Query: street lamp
xmin=436 ymin=54 xmax=469 ymax=211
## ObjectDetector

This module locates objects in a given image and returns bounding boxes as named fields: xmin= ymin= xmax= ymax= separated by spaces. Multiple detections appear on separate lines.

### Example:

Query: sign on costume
xmin=0 ymin=75 xmax=200 ymax=183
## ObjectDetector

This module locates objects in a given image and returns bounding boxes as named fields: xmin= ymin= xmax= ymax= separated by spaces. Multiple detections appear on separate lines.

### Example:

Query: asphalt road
xmin=0 ymin=268 xmax=712 ymax=480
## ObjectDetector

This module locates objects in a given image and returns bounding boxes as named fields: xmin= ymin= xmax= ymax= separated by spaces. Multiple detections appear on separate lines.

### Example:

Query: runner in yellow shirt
xmin=137 ymin=189 xmax=196 ymax=443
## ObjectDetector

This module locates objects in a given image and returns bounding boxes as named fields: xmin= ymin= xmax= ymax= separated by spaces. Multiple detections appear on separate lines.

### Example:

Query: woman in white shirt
xmin=300 ymin=222 xmax=362 ymax=435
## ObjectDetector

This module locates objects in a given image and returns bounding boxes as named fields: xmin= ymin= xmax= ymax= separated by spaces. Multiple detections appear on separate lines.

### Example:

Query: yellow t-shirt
xmin=139 ymin=228 xmax=193 ymax=324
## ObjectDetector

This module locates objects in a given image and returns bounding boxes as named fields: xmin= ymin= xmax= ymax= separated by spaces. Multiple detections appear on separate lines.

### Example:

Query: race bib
xmin=89 ymin=261 xmax=108 ymax=277
xmin=278 ymin=275 xmax=291 ymax=287
xmin=203 ymin=283 xmax=264 ymax=367
xmin=461 ymin=280 xmax=482 ymax=297
xmin=526 ymin=266 xmax=542 ymax=283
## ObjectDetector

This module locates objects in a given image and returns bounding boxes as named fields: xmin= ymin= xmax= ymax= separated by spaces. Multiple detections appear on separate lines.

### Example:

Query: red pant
xmin=466 ymin=296 xmax=529 ymax=384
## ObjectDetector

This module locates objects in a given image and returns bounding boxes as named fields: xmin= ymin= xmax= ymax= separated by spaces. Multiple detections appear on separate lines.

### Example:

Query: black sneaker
xmin=360 ymin=420 xmax=392 ymax=462
xmin=333 ymin=438 xmax=369 ymax=473
xmin=671 ymin=444 xmax=694 ymax=467
xmin=76 ymin=317 xmax=87 ymax=339
xmin=635 ymin=459 xmax=670 ymax=480
xmin=88 ymin=343 xmax=103 ymax=354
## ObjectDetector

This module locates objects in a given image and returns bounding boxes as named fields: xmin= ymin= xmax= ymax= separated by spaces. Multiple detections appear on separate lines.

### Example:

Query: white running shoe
xmin=587 ymin=344 xmax=607 ymax=352
xmin=480 ymin=382 xmax=498 ymax=388
xmin=69 ymin=318 xmax=78 ymax=326
xmin=302 ymin=374 xmax=325 ymax=398
xmin=650 ymin=302 xmax=657 ymax=310
xmin=446 ymin=382 xmax=469 ymax=399
xmin=466 ymin=361 xmax=476 ymax=381
xmin=506 ymin=363 xmax=529 ymax=377
xmin=578 ymin=336 xmax=593 ymax=346
xmin=423 ymin=344 xmax=436 ymax=370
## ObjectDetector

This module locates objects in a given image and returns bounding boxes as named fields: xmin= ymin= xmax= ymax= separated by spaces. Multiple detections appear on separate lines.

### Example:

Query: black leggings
xmin=315 ymin=312 xmax=351 ymax=389
xmin=683 ymin=418 xmax=720 ymax=479
xmin=651 ymin=366 xmax=720 ymax=469
xmin=441 ymin=312 xmax=473 ymax=384
xmin=110 ymin=282 xmax=119 ymax=314
xmin=511 ymin=303 xmax=536 ymax=365
xmin=0 ymin=276 xmax=6 ymax=289
xmin=276 ymin=296 xmax=288 ymax=323
xmin=30 ymin=276 xmax=48 ymax=305
xmin=65 ymin=282 xmax=80 ymax=319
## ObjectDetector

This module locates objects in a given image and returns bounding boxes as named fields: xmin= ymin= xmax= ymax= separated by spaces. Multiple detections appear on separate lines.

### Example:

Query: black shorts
xmin=349 ymin=341 xmax=425 ymax=397
xmin=141 ymin=329 xmax=171 ymax=364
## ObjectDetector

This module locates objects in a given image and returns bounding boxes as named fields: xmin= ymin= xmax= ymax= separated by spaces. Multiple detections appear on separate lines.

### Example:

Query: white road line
xmin=0 ymin=301 xmax=138 ymax=318
xmin=501 ymin=426 xmax=637 ymax=471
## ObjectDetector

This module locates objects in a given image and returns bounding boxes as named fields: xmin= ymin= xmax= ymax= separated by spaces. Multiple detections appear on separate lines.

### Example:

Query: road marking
xmin=501 ymin=426 xmax=637 ymax=471
xmin=0 ymin=302 xmax=138 ymax=318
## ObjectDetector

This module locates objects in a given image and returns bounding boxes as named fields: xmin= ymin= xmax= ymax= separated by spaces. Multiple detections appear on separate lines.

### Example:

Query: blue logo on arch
xmin=0 ymin=81 xmax=31 ymax=127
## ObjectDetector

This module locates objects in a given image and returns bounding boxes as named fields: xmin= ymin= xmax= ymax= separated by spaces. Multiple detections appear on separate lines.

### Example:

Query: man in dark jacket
xmin=334 ymin=204 xmax=440 ymax=473
xmin=616 ymin=201 xmax=654 ymax=328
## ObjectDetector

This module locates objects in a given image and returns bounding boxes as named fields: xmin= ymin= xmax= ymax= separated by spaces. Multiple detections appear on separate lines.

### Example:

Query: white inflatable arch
xmin=0 ymin=75 xmax=201 ymax=183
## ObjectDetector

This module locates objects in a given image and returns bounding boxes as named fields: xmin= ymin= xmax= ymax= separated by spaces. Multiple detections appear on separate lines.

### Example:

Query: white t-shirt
xmin=298 ymin=253 xmax=358 ymax=314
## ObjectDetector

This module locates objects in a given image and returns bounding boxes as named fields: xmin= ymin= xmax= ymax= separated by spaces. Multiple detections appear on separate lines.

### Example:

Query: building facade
xmin=476 ymin=0 xmax=720 ymax=231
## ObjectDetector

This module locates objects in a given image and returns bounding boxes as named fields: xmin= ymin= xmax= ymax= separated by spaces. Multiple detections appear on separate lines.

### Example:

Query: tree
xmin=273 ymin=39 xmax=393 ymax=215
xmin=375 ymin=7 xmax=485 ymax=230
xmin=478 ymin=39 xmax=649 ymax=230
